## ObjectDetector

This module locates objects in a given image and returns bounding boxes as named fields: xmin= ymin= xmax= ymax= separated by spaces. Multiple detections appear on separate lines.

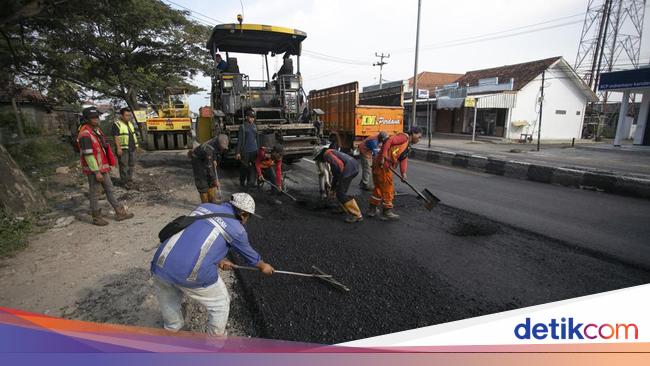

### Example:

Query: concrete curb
xmin=411 ymin=148 xmax=650 ymax=200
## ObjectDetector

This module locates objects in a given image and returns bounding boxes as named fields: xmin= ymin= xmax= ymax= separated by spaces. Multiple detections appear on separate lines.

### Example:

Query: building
xmin=598 ymin=66 xmax=650 ymax=146
xmin=444 ymin=56 xmax=598 ymax=141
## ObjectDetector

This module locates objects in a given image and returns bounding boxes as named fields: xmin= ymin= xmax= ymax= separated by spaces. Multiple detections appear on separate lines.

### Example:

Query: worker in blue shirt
xmin=151 ymin=193 xmax=274 ymax=335
xmin=358 ymin=131 xmax=389 ymax=191
xmin=215 ymin=53 xmax=228 ymax=72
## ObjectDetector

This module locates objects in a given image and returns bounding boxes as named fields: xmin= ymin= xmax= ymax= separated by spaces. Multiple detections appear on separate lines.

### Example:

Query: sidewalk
xmin=412 ymin=135 xmax=650 ymax=199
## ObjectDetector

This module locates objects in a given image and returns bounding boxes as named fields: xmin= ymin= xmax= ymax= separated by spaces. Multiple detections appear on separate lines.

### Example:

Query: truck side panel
xmin=355 ymin=106 xmax=404 ymax=137
xmin=308 ymin=82 xmax=357 ymax=134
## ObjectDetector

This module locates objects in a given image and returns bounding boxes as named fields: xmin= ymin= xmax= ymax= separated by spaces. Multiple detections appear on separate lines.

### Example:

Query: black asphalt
xmin=217 ymin=159 xmax=650 ymax=344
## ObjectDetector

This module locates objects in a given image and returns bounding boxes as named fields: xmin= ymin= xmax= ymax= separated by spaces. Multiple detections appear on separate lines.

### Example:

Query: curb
xmin=411 ymin=148 xmax=650 ymax=200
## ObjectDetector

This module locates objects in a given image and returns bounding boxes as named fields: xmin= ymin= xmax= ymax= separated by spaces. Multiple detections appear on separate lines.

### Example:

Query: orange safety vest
xmin=77 ymin=124 xmax=110 ymax=175
xmin=386 ymin=132 xmax=410 ymax=167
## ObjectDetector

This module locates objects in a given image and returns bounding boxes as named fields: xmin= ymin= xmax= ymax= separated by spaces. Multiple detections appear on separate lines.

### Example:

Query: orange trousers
xmin=369 ymin=164 xmax=394 ymax=209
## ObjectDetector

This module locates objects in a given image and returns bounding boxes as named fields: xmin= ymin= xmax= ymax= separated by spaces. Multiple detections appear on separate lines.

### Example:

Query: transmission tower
xmin=574 ymin=0 xmax=646 ymax=136
xmin=373 ymin=52 xmax=390 ymax=89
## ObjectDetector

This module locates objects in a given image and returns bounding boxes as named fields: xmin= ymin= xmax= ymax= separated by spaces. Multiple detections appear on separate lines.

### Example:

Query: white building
xmin=440 ymin=57 xmax=598 ymax=141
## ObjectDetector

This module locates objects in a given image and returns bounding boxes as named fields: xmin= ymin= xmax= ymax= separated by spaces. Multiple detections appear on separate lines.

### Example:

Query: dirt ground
xmin=0 ymin=151 xmax=257 ymax=336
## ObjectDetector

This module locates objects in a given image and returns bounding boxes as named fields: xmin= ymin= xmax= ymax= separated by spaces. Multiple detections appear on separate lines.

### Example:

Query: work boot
xmin=380 ymin=208 xmax=400 ymax=221
xmin=199 ymin=192 xmax=210 ymax=203
xmin=92 ymin=209 xmax=109 ymax=226
xmin=343 ymin=199 xmax=363 ymax=223
xmin=367 ymin=204 xmax=380 ymax=218
xmin=115 ymin=206 xmax=134 ymax=221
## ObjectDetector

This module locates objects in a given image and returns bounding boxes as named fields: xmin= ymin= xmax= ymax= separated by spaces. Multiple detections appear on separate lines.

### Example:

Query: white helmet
xmin=230 ymin=193 xmax=261 ymax=218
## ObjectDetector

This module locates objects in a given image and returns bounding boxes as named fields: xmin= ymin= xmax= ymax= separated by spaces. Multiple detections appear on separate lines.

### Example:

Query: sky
xmin=170 ymin=0 xmax=650 ymax=112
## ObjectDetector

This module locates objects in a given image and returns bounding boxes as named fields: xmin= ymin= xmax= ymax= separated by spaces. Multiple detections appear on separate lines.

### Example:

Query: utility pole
xmin=373 ymin=52 xmax=390 ymax=89
xmin=537 ymin=70 xmax=546 ymax=152
xmin=411 ymin=0 xmax=422 ymax=131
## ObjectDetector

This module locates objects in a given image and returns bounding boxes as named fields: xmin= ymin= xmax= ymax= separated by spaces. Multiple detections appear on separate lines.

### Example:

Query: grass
xmin=6 ymin=136 xmax=77 ymax=176
xmin=0 ymin=210 xmax=32 ymax=258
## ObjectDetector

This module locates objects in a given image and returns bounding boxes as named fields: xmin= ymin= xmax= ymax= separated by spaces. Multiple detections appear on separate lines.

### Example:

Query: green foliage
xmin=1 ymin=0 xmax=213 ymax=106
xmin=6 ymin=136 xmax=76 ymax=175
xmin=0 ymin=209 xmax=31 ymax=258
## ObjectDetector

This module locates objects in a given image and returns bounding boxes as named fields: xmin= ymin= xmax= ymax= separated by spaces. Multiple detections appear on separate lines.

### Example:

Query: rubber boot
xmin=343 ymin=199 xmax=363 ymax=223
xmin=380 ymin=208 xmax=400 ymax=221
xmin=199 ymin=192 xmax=210 ymax=203
xmin=115 ymin=206 xmax=134 ymax=221
xmin=207 ymin=187 xmax=219 ymax=203
xmin=92 ymin=209 xmax=109 ymax=226
xmin=367 ymin=203 xmax=380 ymax=218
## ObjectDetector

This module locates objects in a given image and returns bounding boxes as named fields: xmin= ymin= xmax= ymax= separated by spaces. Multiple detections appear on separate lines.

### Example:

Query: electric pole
xmin=537 ymin=70 xmax=546 ymax=152
xmin=373 ymin=52 xmax=390 ymax=89
xmin=411 ymin=0 xmax=422 ymax=131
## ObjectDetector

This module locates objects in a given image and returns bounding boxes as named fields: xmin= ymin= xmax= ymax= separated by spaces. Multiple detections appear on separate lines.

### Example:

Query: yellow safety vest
xmin=114 ymin=120 xmax=139 ymax=149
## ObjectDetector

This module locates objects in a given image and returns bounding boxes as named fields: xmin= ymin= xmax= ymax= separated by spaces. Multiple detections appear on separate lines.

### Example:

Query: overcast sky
xmin=174 ymin=0 xmax=650 ymax=111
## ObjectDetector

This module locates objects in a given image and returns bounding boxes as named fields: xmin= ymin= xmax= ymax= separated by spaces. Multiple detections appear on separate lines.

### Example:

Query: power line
xmin=163 ymin=0 xmax=224 ymax=25
xmin=391 ymin=12 xmax=587 ymax=54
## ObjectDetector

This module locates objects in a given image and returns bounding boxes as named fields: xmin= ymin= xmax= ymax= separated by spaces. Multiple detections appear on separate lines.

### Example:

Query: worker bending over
xmin=255 ymin=144 xmax=284 ymax=204
xmin=369 ymin=127 xmax=422 ymax=220
xmin=151 ymin=193 xmax=274 ymax=336
xmin=315 ymin=148 xmax=363 ymax=223
xmin=189 ymin=134 xmax=229 ymax=204
xmin=358 ymin=131 xmax=389 ymax=191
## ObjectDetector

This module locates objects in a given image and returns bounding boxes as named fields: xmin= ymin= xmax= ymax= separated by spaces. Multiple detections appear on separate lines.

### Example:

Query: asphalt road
xmin=220 ymin=157 xmax=650 ymax=343
xmin=399 ymin=159 xmax=650 ymax=270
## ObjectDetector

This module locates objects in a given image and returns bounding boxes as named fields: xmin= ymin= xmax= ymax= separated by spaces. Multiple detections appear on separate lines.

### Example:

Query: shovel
xmin=388 ymin=166 xmax=440 ymax=211
xmin=260 ymin=177 xmax=296 ymax=201
xmin=231 ymin=264 xmax=350 ymax=292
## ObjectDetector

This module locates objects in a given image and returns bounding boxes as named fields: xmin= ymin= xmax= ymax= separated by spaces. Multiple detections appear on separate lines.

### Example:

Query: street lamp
xmin=411 ymin=0 xmax=422 ymax=131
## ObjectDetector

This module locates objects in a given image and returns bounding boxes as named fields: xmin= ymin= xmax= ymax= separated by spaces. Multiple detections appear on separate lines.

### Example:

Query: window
xmin=576 ymin=111 xmax=581 ymax=115
xmin=555 ymin=110 xmax=566 ymax=115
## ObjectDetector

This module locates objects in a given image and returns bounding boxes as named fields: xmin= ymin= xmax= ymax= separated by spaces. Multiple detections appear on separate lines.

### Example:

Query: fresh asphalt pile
xmin=234 ymin=185 xmax=650 ymax=344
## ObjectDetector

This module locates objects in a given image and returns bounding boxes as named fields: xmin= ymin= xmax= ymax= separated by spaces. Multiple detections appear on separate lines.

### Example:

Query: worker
xmin=314 ymin=148 xmax=362 ymax=223
xmin=255 ymin=144 xmax=284 ymax=204
xmin=215 ymin=54 xmax=227 ymax=72
xmin=189 ymin=134 xmax=229 ymax=204
xmin=328 ymin=131 xmax=342 ymax=151
xmin=368 ymin=127 xmax=422 ymax=221
xmin=358 ymin=131 xmax=389 ymax=191
xmin=273 ymin=52 xmax=294 ymax=79
xmin=111 ymin=107 xmax=140 ymax=189
xmin=77 ymin=106 xmax=134 ymax=226
xmin=235 ymin=109 xmax=259 ymax=189
xmin=151 ymin=193 xmax=274 ymax=336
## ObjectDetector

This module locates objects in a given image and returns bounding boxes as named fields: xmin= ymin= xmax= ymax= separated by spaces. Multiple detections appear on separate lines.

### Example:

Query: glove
xmin=257 ymin=175 xmax=265 ymax=182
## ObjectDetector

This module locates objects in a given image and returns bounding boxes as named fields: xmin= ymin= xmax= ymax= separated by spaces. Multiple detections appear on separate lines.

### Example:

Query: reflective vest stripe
xmin=156 ymin=231 xmax=184 ymax=268
xmin=114 ymin=120 xmax=138 ymax=149
xmin=186 ymin=227 xmax=220 ymax=282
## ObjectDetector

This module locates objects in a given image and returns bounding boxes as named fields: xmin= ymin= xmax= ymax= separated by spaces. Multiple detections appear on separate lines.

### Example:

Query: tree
xmin=1 ymin=0 xmax=214 ymax=111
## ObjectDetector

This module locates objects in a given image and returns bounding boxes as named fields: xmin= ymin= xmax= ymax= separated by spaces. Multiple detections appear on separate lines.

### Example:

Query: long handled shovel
xmin=231 ymin=264 xmax=350 ymax=292
xmin=388 ymin=166 xmax=440 ymax=210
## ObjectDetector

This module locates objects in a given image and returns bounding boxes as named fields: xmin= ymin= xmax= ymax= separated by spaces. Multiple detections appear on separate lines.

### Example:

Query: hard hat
xmin=230 ymin=193 xmax=261 ymax=218
xmin=82 ymin=106 xmax=100 ymax=120
xmin=244 ymin=108 xmax=255 ymax=118
xmin=378 ymin=131 xmax=389 ymax=142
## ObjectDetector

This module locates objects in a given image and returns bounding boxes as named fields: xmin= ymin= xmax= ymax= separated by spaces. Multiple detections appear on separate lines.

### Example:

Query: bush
xmin=6 ymin=136 xmax=77 ymax=176
xmin=0 ymin=210 xmax=32 ymax=258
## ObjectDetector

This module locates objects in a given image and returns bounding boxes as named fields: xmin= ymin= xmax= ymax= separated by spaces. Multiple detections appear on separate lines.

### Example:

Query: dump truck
xmin=142 ymin=88 xmax=192 ymax=150
xmin=308 ymin=82 xmax=404 ymax=151
xmin=205 ymin=23 xmax=319 ymax=162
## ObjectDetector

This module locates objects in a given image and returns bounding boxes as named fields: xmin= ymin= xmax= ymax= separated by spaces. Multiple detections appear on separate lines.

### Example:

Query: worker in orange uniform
xmin=255 ymin=144 xmax=284 ymax=205
xmin=368 ymin=127 xmax=422 ymax=220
